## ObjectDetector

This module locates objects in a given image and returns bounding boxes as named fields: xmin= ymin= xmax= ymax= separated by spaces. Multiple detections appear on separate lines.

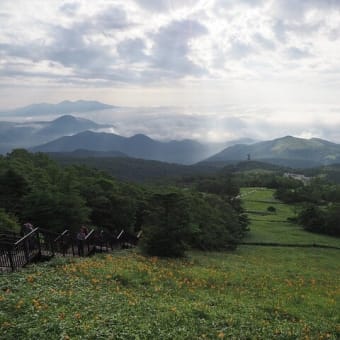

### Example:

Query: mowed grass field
xmin=0 ymin=188 xmax=339 ymax=339
xmin=241 ymin=187 xmax=340 ymax=247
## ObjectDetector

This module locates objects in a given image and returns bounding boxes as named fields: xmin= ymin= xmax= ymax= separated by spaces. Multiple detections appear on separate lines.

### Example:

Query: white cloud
xmin=1 ymin=0 xmax=340 ymax=142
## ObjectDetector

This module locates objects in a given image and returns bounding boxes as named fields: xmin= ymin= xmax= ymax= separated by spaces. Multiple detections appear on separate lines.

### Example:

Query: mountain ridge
xmin=204 ymin=135 xmax=340 ymax=167
xmin=0 ymin=100 xmax=115 ymax=117
xmin=30 ymin=130 xmax=216 ymax=165
xmin=0 ymin=115 xmax=114 ymax=153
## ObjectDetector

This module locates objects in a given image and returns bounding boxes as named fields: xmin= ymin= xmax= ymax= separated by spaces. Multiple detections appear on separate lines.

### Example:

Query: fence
xmin=0 ymin=227 xmax=142 ymax=272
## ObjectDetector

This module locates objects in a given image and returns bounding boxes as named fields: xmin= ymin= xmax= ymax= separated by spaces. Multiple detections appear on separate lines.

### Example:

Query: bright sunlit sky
xmin=1 ymin=0 xmax=340 ymax=142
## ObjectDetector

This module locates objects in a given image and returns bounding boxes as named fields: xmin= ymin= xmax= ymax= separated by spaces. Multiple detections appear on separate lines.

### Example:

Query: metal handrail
xmin=117 ymin=229 xmax=124 ymax=239
xmin=54 ymin=229 xmax=69 ymax=242
xmin=1 ymin=226 xmax=141 ymax=272
xmin=14 ymin=227 xmax=39 ymax=246
xmin=84 ymin=229 xmax=95 ymax=240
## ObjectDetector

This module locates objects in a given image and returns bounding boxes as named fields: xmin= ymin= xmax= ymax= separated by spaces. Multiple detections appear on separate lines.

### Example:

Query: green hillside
xmin=1 ymin=188 xmax=339 ymax=339
xmin=207 ymin=136 xmax=340 ymax=168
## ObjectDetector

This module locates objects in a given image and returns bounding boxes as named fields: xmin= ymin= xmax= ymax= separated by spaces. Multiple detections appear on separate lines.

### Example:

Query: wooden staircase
xmin=0 ymin=228 xmax=142 ymax=272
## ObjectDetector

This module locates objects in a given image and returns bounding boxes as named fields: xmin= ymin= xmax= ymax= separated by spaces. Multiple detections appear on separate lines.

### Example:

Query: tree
xmin=21 ymin=189 xmax=89 ymax=232
xmin=141 ymin=192 xmax=193 ymax=257
xmin=324 ymin=204 xmax=340 ymax=236
xmin=297 ymin=204 xmax=325 ymax=233
xmin=187 ymin=193 xmax=247 ymax=250
xmin=0 ymin=209 xmax=20 ymax=233
xmin=0 ymin=168 xmax=30 ymax=215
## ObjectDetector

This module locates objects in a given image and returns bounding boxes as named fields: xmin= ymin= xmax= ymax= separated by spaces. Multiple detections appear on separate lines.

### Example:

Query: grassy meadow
xmin=0 ymin=188 xmax=339 ymax=339
xmin=241 ymin=187 xmax=340 ymax=247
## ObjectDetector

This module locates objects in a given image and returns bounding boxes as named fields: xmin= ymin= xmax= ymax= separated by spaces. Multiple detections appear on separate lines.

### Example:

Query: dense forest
xmin=0 ymin=150 xmax=249 ymax=256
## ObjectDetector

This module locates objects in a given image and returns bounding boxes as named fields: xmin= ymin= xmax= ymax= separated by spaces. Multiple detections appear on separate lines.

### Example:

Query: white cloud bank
xmin=1 ymin=0 xmax=340 ymax=142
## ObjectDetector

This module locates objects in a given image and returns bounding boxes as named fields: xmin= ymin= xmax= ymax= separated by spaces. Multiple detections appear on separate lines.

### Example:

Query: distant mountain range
xmin=204 ymin=136 xmax=340 ymax=168
xmin=28 ymin=131 xmax=340 ymax=167
xmin=0 ymin=100 xmax=115 ymax=117
xmin=30 ymin=131 xmax=221 ymax=164
xmin=0 ymin=115 xmax=113 ymax=153
xmin=2 ymin=105 xmax=340 ymax=168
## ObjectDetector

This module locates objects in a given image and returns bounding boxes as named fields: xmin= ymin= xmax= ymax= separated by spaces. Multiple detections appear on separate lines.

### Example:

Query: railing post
xmin=50 ymin=235 xmax=55 ymax=256
xmin=24 ymin=239 xmax=30 ymax=263
xmin=62 ymin=235 xmax=66 ymax=256
xmin=7 ymin=248 xmax=15 ymax=271
xmin=71 ymin=237 xmax=75 ymax=256
xmin=36 ymin=232 xmax=42 ymax=257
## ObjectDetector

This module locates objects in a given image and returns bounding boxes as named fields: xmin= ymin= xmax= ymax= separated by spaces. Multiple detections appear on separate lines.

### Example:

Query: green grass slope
xmin=241 ymin=187 xmax=340 ymax=247
xmin=0 ymin=188 xmax=339 ymax=339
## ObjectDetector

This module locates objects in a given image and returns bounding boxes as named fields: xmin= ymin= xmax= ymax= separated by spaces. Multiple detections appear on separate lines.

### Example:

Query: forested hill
xmin=48 ymin=152 xmax=219 ymax=182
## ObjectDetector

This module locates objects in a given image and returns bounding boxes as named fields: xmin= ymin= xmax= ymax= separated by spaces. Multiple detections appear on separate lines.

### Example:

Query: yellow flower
xmin=218 ymin=332 xmax=225 ymax=339
xmin=16 ymin=299 xmax=24 ymax=309
xmin=150 ymin=256 xmax=158 ymax=263
xmin=27 ymin=275 xmax=35 ymax=283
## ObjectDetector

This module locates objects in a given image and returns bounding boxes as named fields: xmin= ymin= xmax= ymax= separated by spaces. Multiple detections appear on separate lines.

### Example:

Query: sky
xmin=1 ymin=0 xmax=340 ymax=142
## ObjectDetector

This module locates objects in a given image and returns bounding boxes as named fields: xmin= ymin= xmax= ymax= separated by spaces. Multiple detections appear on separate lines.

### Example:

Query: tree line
xmin=274 ymin=177 xmax=340 ymax=237
xmin=0 ymin=150 xmax=249 ymax=256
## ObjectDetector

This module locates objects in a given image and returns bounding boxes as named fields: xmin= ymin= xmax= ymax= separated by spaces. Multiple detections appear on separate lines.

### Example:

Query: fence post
xmin=62 ymin=235 xmax=66 ymax=256
xmin=7 ymin=248 xmax=15 ymax=271
xmin=50 ymin=235 xmax=55 ymax=256
xmin=36 ymin=232 xmax=42 ymax=257
xmin=24 ymin=240 xmax=30 ymax=263
xmin=71 ymin=236 xmax=75 ymax=256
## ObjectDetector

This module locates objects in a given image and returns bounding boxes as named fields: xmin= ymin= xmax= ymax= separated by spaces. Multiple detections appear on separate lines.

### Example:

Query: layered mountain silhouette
xmin=2 ymin=107 xmax=340 ymax=168
xmin=30 ymin=133 xmax=340 ymax=166
xmin=204 ymin=136 xmax=340 ymax=168
xmin=30 ymin=131 xmax=218 ymax=164
xmin=0 ymin=100 xmax=114 ymax=117
xmin=0 ymin=115 xmax=113 ymax=153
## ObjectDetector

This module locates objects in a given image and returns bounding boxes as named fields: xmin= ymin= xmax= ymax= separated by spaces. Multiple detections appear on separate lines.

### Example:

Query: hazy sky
xmin=1 ymin=0 xmax=340 ymax=142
